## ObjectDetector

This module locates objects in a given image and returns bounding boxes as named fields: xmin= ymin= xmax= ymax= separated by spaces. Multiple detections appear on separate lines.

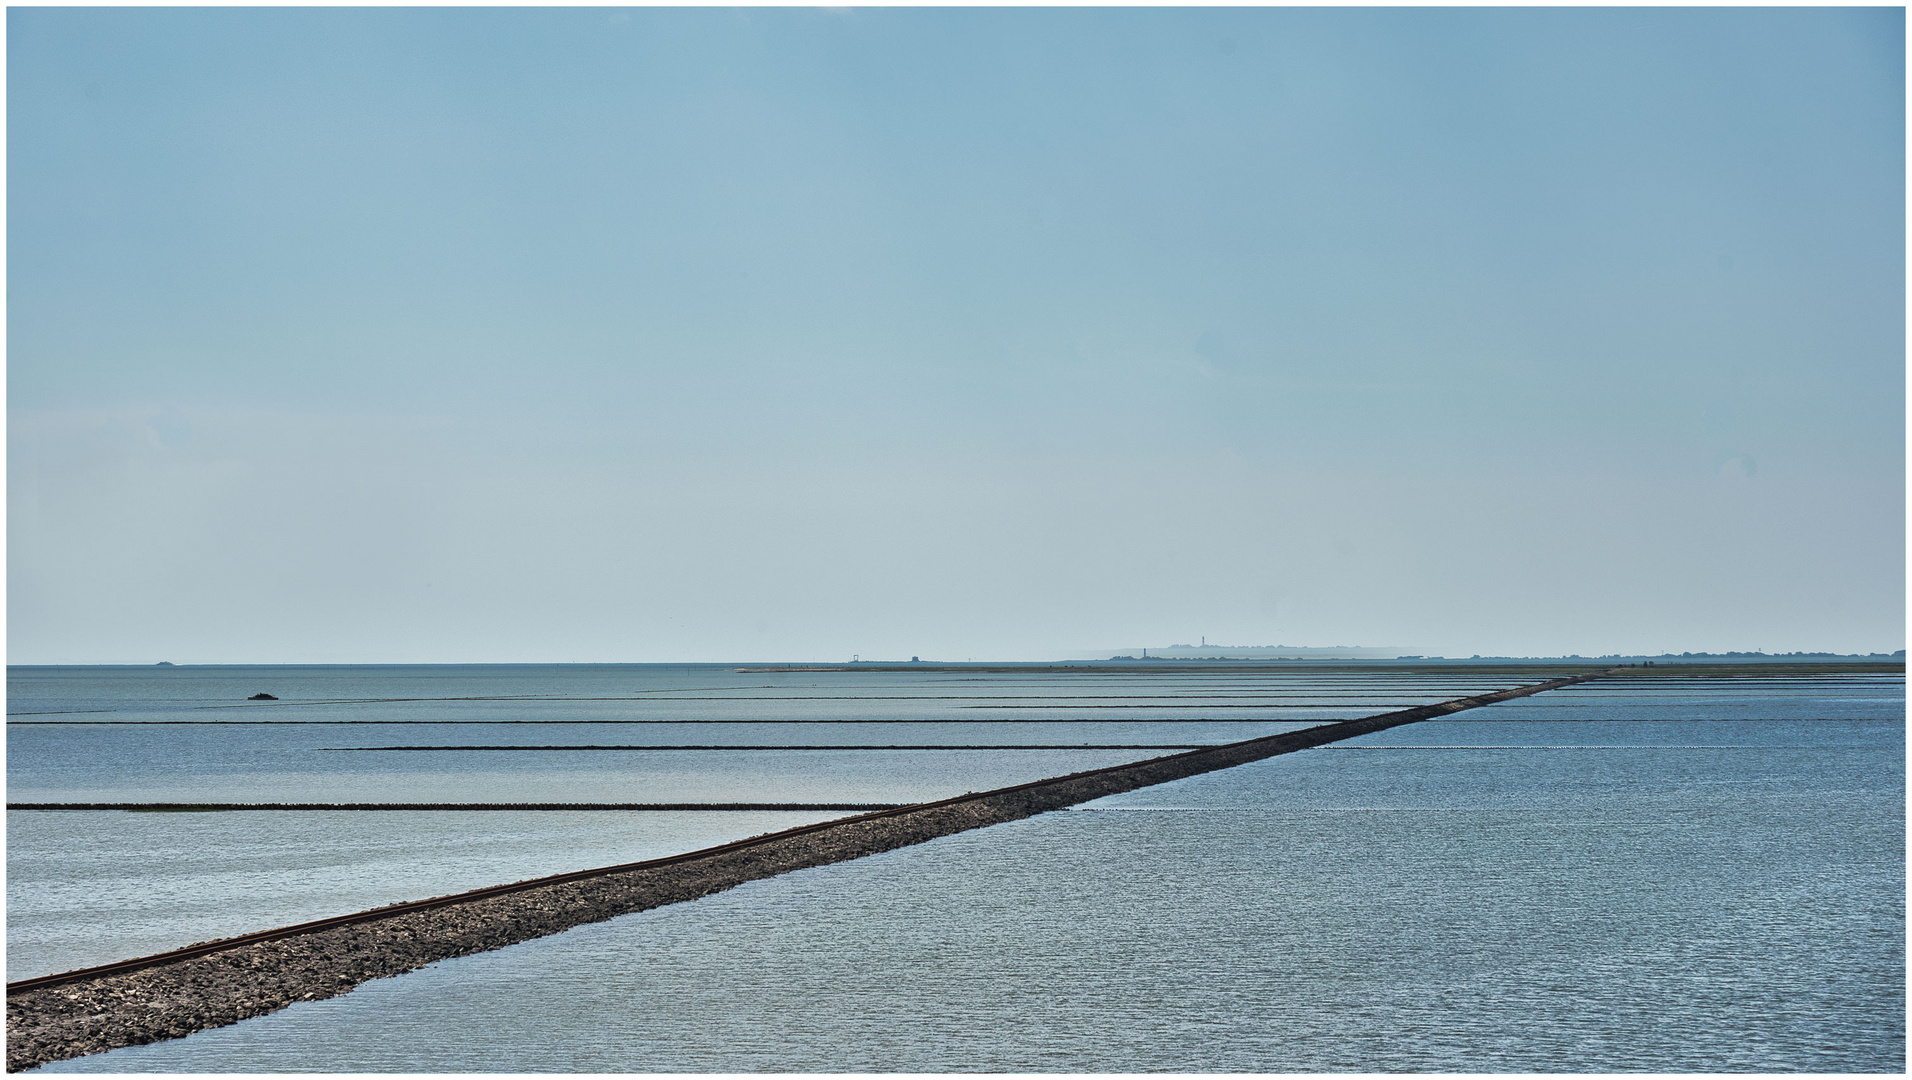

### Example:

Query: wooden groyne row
xmin=6 ymin=670 xmax=1604 ymax=1071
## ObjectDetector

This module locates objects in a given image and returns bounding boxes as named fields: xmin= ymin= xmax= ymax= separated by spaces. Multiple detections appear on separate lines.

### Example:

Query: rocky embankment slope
xmin=8 ymin=672 xmax=1601 ymax=1071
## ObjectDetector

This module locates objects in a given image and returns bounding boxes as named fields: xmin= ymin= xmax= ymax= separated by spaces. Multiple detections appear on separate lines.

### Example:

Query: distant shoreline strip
xmin=5 ymin=802 xmax=908 ymax=812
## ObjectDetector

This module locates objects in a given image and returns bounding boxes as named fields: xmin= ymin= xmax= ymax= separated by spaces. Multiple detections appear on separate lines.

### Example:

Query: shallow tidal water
xmin=6 ymin=808 xmax=848 ymax=979
xmin=22 ymin=666 xmax=1902 ymax=1072
xmin=11 ymin=663 xmax=1493 ymax=977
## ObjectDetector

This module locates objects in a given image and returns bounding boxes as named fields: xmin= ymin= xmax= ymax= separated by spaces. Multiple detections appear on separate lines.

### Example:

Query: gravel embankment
xmin=7 ymin=672 xmax=1598 ymax=1071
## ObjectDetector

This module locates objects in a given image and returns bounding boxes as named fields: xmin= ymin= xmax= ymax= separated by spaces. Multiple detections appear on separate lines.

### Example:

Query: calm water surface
xmin=11 ymin=663 xmax=1491 ymax=978
xmin=16 ymin=666 xmax=1903 ymax=1071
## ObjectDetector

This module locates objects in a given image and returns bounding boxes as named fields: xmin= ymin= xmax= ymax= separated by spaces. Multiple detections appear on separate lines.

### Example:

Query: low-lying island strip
xmin=6 ymin=670 xmax=1605 ymax=1071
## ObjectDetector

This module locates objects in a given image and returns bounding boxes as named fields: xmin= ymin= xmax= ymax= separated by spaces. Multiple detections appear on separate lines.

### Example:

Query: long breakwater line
xmin=6 ymin=670 xmax=1606 ymax=1072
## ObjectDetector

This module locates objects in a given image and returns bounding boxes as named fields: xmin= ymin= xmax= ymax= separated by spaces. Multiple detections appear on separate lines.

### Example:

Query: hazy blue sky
xmin=9 ymin=7 xmax=1904 ymax=663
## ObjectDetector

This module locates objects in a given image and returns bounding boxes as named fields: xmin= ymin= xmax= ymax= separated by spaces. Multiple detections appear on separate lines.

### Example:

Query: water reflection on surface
xmin=30 ymin=670 xmax=1903 ymax=1073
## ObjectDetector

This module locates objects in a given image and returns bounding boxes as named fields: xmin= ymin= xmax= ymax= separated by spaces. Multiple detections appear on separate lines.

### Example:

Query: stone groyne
xmin=7 ymin=670 xmax=1603 ymax=1071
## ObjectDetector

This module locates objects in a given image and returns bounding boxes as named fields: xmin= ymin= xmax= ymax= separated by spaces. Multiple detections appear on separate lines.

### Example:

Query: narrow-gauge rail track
xmin=7 ymin=670 xmax=1606 ymax=1071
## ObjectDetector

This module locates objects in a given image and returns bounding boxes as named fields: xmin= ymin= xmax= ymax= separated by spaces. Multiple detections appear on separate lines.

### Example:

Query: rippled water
xmin=9 ymin=662 xmax=1497 ymax=979
xmin=25 ymin=667 xmax=1902 ymax=1072
xmin=7 ymin=808 xmax=846 ymax=980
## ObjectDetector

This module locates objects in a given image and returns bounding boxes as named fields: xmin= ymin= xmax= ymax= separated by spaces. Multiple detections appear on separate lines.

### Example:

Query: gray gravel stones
xmin=7 ymin=672 xmax=1597 ymax=1071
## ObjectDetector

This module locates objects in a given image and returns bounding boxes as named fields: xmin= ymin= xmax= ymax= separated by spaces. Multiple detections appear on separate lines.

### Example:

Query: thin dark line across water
xmin=6 ymin=716 xmax=1894 ymax=726
xmin=962 ymin=703 xmax=1433 ymax=709
xmin=1328 ymin=744 xmax=1863 ymax=750
xmin=4 ymin=718 xmax=1333 ymax=726
xmin=6 ymin=802 xmax=904 ymax=812
xmin=322 ymin=744 xmax=1209 ymax=752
